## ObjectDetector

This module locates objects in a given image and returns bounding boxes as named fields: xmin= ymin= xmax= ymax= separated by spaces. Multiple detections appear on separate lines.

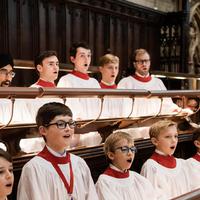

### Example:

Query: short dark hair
xmin=0 ymin=148 xmax=12 ymax=163
xmin=36 ymin=102 xmax=73 ymax=127
xmin=34 ymin=50 xmax=57 ymax=68
xmin=69 ymin=42 xmax=90 ymax=58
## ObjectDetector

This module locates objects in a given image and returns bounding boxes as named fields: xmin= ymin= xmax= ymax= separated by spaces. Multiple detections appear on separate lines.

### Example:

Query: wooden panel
xmin=0 ymin=0 xmax=9 ymax=52
xmin=1 ymin=0 xmax=184 ymax=87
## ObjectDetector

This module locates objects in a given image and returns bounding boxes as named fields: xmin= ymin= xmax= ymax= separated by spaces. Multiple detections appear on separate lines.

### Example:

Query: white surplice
xmin=186 ymin=154 xmax=200 ymax=190
xmin=17 ymin=147 xmax=98 ymax=200
xmin=96 ymin=165 xmax=158 ymax=200
xmin=57 ymin=74 xmax=102 ymax=146
xmin=140 ymin=157 xmax=196 ymax=200
xmin=117 ymin=75 xmax=180 ymax=117
xmin=0 ymin=99 xmax=32 ymax=125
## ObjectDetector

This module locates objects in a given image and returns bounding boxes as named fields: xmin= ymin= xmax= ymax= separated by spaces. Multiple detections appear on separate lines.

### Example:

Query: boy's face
xmin=134 ymin=52 xmax=150 ymax=76
xmin=108 ymin=139 xmax=135 ymax=171
xmin=151 ymin=125 xmax=178 ymax=156
xmin=0 ymin=157 xmax=14 ymax=198
xmin=70 ymin=47 xmax=91 ymax=74
xmin=99 ymin=62 xmax=119 ymax=84
xmin=39 ymin=115 xmax=74 ymax=153
xmin=37 ymin=56 xmax=59 ymax=82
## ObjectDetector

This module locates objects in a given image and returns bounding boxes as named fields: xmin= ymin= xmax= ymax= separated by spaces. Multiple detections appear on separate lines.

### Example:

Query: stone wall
xmin=126 ymin=0 xmax=178 ymax=12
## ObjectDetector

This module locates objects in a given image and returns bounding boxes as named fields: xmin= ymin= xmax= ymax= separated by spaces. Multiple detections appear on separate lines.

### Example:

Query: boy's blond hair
xmin=99 ymin=54 xmax=119 ymax=66
xmin=149 ymin=120 xmax=177 ymax=139
xmin=104 ymin=131 xmax=133 ymax=156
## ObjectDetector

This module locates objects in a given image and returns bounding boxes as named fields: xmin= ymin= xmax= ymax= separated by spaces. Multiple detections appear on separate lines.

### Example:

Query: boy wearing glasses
xmin=118 ymin=49 xmax=192 ymax=119
xmin=141 ymin=120 xmax=198 ymax=199
xmin=0 ymin=53 xmax=15 ymax=87
xmin=17 ymin=102 xmax=98 ymax=200
xmin=95 ymin=131 xmax=157 ymax=200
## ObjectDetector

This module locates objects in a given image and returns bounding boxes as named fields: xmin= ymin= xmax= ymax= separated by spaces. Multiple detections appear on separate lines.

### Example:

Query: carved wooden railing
xmin=0 ymin=88 xmax=198 ymax=200
xmin=0 ymin=87 xmax=199 ymax=155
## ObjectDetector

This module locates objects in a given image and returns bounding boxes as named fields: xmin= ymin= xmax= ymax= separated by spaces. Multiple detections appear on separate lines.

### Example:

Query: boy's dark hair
xmin=0 ymin=148 xmax=12 ymax=162
xmin=69 ymin=42 xmax=90 ymax=58
xmin=34 ymin=50 xmax=57 ymax=68
xmin=36 ymin=102 xmax=73 ymax=127
xmin=193 ymin=129 xmax=200 ymax=142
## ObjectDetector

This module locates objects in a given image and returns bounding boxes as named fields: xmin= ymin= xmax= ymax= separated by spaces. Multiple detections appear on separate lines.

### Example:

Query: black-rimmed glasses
xmin=0 ymin=69 xmax=15 ymax=78
xmin=135 ymin=59 xmax=150 ymax=65
xmin=115 ymin=146 xmax=137 ymax=154
xmin=44 ymin=120 xmax=76 ymax=129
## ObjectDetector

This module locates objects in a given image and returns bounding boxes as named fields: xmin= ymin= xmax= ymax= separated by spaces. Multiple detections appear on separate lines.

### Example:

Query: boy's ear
xmin=38 ymin=126 xmax=47 ymax=137
xmin=99 ymin=66 xmax=103 ymax=73
xmin=194 ymin=140 xmax=200 ymax=148
xmin=107 ymin=151 xmax=115 ymax=161
xmin=70 ymin=56 xmax=75 ymax=64
xmin=133 ymin=62 xmax=136 ymax=69
xmin=151 ymin=137 xmax=158 ymax=146
xmin=36 ymin=64 xmax=42 ymax=72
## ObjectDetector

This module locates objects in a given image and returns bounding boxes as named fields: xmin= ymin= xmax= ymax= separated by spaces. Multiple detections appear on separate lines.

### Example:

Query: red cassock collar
xmin=100 ymin=81 xmax=117 ymax=89
xmin=103 ymin=167 xmax=129 ymax=178
xmin=150 ymin=152 xmax=176 ymax=168
xmin=70 ymin=70 xmax=90 ymax=80
xmin=36 ymin=79 xmax=56 ymax=88
xmin=132 ymin=74 xmax=152 ymax=82
xmin=38 ymin=146 xmax=70 ymax=164
xmin=192 ymin=153 xmax=200 ymax=162
xmin=38 ymin=146 xmax=74 ymax=194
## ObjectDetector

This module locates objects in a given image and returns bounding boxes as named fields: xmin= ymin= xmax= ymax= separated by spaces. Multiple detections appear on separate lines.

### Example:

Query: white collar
xmin=46 ymin=145 xmax=67 ymax=157
xmin=101 ymin=80 xmax=115 ymax=86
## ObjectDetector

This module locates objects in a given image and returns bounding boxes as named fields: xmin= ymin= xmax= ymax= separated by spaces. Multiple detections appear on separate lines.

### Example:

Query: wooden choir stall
xmin=0 ymin=87 xmax=199 ymax=199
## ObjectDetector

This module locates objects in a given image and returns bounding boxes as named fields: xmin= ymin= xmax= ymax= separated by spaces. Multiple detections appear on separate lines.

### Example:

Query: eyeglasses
xmin=115 ymin=146 xmax=137 ymax=154
xmin=0 ymin=69 xmax=15 ymax=78
xmin=135 ymin=59 xmax=150 ymax=65
xmin=44 ymin=120 xmax=76 ymax=129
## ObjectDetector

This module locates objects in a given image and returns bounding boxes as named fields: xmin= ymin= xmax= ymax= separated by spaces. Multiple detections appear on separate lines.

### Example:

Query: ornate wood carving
xmin=1 ymin=0 xmax=165 ymax=86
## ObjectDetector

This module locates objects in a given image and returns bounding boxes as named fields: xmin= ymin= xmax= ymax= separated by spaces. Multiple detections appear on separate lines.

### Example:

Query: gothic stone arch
xmin=189 ymin=2 xmax=200 ymax=74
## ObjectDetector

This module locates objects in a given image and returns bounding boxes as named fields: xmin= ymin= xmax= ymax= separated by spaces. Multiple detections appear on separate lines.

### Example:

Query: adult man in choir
xmin=30 ymin=50 xmax=59 ymax=87
xmin=0 ymin=53 xmax=15 ymax=87
xmin=118 ymin=48 xmax=192 ymax=117
xmin=0 ymin=54 xmax=32 ymax=125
